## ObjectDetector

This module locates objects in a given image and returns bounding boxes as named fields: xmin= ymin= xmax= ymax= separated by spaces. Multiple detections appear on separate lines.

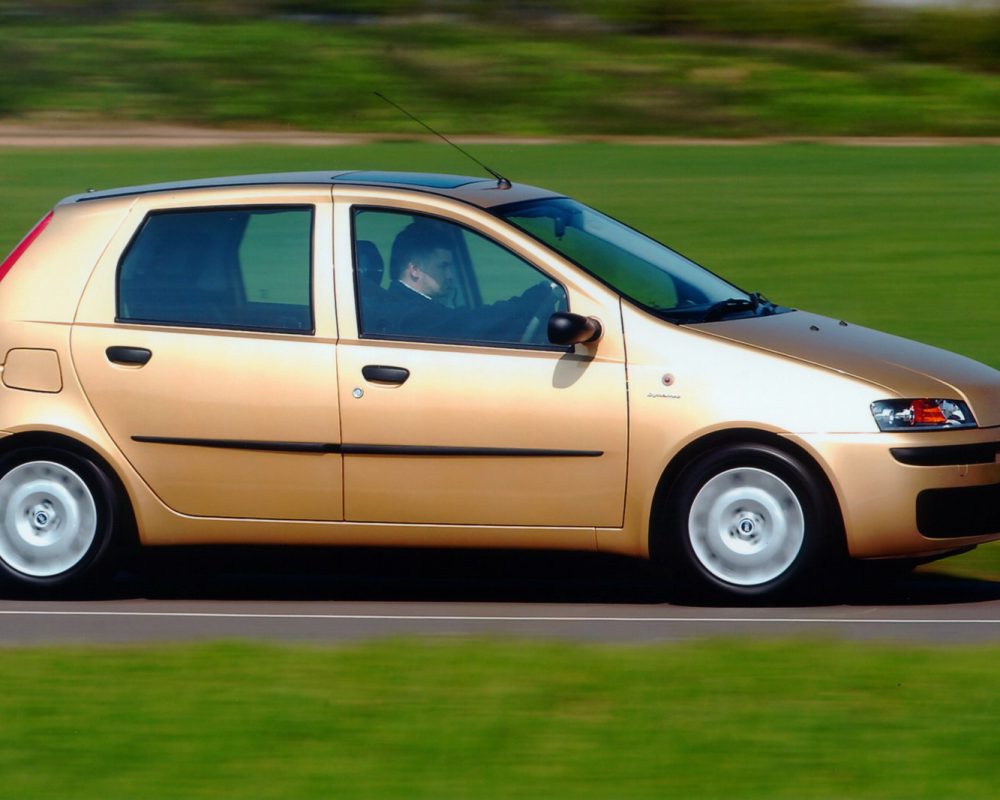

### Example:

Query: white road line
xmin=0 ymin=610 xmax=998 ymax=624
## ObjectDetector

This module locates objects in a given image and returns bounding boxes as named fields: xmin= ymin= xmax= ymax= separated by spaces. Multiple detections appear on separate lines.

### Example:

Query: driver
xmin=382 ymin=220 xmax=559 ymax=342
xmin=389 ymin=220 xmax=458 ymax=308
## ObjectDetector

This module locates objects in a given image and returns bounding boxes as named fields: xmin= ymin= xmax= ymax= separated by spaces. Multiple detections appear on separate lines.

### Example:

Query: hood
xmin=700 ymin=311 xmax=1000 ymax=428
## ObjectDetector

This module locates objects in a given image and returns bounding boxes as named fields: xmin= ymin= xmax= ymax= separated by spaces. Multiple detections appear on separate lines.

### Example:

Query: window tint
xmin=353 ymin=208 xmax=566 ymax=347
xmin=118 ymin=207 xmax=313 ymax=332
xmin=497 ymin=198 xmax=748 ymax=321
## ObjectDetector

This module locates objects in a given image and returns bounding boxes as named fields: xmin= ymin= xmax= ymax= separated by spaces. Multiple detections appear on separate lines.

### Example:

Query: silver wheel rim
xmin=688 ymin=467 xmax=805 ymax=587
xmin=0 ymin=461 xmax=98 ymax=577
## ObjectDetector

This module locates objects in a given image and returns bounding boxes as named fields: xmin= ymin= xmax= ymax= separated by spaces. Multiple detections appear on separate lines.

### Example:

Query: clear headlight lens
xmin=870 ymin=399 xmax=977 ymax=431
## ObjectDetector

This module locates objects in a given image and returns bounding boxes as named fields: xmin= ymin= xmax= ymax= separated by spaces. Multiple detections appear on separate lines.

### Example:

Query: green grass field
xmin=2 ymin=638 xmax=1000 ymax=799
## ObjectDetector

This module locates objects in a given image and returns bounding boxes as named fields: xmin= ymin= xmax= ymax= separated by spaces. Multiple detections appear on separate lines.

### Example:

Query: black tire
xmin=0 ymin=447 xmax=126 ymax=595
xmin=654 ymin=443 xmax=842 ymax=602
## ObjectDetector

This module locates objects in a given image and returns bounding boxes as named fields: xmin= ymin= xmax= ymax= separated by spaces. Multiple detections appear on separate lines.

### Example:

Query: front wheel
xmin=657 ymin=444 xmax=841 ymax=601
xmin=0 ymin=448 xmax=124 ymax=594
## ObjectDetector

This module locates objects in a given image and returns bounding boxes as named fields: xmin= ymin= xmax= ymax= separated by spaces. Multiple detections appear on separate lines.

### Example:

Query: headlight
xmin=870 ymin=399 xmax=977 ymax=431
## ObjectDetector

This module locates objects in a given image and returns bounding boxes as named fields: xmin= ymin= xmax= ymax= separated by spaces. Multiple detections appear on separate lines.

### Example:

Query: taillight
xmin=0 ymin=210 xmax=54 ymax=283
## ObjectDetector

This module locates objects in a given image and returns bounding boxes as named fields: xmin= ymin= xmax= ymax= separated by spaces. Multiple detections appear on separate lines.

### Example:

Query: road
xmin=2 ymin=548 xmax=1000 ymax=645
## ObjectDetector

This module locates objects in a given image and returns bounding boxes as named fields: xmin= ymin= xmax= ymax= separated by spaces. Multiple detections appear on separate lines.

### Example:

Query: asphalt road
xmin=3 ymin=548 xmax=1000 ymax=645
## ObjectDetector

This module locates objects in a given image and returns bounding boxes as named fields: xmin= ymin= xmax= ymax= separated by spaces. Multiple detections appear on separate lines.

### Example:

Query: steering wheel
xmin=520 ymin=282 xmax=564 ymax=344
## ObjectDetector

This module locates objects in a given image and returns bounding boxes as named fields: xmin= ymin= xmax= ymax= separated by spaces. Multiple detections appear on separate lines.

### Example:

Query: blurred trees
xmin=3 ymin=1 xmax=997 ymax=71
xmin=593 ymin=0 xmax=1000 ymax=71
xmin=0 ymin=0 xmax=997 ymax=136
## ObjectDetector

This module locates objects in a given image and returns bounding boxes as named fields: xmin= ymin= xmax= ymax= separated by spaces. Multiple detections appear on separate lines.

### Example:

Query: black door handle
xmin=362 ymin=365 xmax=410 ymax=384
xmin=106 ymin=346 xmax=152 ymax=366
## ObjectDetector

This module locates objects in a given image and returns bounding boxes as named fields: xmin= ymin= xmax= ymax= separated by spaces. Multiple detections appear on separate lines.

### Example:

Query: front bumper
xmin=790 ymin=427 xmax=1000 ymax=559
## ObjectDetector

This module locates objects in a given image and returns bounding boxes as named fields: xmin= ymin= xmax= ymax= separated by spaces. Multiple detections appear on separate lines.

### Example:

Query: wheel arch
xmin=648 ymin=427 xmax=847 ymax=562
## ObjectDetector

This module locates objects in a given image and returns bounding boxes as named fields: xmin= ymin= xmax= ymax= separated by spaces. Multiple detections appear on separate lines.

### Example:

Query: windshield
xmin=496 ymin=197 xmax=777 ymax=323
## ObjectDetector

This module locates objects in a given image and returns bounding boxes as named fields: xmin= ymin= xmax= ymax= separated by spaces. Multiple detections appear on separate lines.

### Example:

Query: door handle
xmin=362 ymin=365 xmax=410 ymax=384
xmin=106 ymin=346 xmax=152 ymax=366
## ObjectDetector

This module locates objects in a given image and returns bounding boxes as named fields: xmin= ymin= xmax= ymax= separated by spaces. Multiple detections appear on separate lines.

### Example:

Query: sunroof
xmin=337 ymin=171 xmax=482 ymax=189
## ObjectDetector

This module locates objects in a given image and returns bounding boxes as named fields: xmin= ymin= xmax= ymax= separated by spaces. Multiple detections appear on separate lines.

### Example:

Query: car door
xmin=334 ymin=190 xmax=628 ymax=529
xmin=71 ymin=188 xmax=343 ymax=521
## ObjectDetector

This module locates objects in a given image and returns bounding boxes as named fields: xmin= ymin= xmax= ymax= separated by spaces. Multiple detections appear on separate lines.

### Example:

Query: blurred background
xmin=2 ymin=5 xmax=1000 ymax=797
xmin=0 ymin=0 xmax=999 ymax=136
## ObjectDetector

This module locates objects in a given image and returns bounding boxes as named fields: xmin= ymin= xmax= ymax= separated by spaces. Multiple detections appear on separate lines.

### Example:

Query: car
xmin=0 ymin=168 xmax=997 ymax=600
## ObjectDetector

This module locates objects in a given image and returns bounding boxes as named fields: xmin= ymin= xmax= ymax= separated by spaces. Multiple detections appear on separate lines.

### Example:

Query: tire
xmin=0 ymin=448 xmax=124 ymax=595
xmin=656 ymin=444 xmax=841 ymax=601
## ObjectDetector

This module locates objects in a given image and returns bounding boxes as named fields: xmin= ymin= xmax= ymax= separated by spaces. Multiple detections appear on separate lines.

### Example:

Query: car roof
xmin=59 ymin=170 xmax=562 ymax=210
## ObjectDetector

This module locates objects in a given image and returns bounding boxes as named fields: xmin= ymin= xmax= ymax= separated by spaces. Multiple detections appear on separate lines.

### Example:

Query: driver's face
xmin=415 ymin=248 xmax=455 ymax=299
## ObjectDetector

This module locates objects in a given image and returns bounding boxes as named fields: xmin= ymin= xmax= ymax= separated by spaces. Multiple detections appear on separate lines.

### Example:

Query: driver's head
xmin=390 ymin=221 xmax=455 ymax=300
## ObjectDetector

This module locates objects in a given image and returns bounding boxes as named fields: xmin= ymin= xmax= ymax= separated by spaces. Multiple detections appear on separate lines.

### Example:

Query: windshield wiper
xmin=700 ymin=292 xmax=774 ymax=323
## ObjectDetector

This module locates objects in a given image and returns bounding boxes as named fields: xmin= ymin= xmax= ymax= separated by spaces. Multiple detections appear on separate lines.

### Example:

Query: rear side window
xmin=118 ymin=206 xmax=313 ymax=333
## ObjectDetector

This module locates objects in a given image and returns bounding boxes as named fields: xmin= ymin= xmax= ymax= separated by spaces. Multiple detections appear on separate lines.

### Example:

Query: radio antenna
xmin=375 ymin=92 xmax=511 ymax=190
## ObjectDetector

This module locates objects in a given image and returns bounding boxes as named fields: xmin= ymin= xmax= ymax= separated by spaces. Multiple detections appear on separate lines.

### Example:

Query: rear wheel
xmin=657 ymin=444 xmax=840 ymax=601
xmin=0 ymin=448 xmax=123 ymax=594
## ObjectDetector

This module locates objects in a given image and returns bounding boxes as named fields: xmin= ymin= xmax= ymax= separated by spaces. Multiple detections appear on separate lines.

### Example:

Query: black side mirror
xmin=547 ymin=312 xmax=603 ymax=346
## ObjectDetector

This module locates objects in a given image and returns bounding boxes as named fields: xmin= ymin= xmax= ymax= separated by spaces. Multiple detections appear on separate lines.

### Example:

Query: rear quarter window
xmin=117 ymin=206 xmax=313 ymax=333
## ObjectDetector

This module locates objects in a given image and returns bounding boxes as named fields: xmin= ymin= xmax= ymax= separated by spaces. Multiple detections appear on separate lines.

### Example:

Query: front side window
xmin=118 ymin=206 xmax=313 ymax=333
xmin=352 ymin=208 xmax=566 ymax=347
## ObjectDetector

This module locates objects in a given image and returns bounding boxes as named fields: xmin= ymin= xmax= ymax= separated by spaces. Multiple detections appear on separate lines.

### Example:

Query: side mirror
xmin=547 ymin=312 xmax=603 ymax=346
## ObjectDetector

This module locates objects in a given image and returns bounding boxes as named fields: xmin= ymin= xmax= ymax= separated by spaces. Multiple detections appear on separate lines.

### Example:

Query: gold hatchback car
xmin=0 ymin=169 xmax=998 ymax=599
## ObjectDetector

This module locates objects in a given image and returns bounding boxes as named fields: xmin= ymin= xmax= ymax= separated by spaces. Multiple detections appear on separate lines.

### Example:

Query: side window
xmin=352 ymin=208 xmax=566 ymax=347
xmin=118 ymin=206 xmax=313 ymax=333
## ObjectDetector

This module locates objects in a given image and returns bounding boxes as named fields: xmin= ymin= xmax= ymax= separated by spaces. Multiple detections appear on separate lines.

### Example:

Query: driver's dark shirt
xmin=364 ymin=280 xmax=551 ymax=343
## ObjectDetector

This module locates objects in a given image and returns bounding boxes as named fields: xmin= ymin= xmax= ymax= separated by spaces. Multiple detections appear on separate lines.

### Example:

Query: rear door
xmin=71 ymin=187 xmax=343 ymax=521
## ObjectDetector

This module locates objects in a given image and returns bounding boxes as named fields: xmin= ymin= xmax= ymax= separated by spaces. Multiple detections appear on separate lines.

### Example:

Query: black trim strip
xmin=132 ymin=436 xmax=335 ymax=453
xmin=891 ymin=443 xmax=999 ymax=467
xmin=341 ymin=444 xmax=602 ymax=457
xmin=131 ymin=436 xmax=602 ymax=458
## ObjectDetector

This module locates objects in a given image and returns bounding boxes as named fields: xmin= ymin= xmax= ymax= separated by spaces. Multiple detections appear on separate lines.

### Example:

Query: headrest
xmin=355 ymin=240 xmax=384 ymax=284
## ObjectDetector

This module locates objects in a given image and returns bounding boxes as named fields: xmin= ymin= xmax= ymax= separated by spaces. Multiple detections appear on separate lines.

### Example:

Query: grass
xmin=3 ymin=17 xmax=1000 ymax=137
xmin=2 ymin=638 xmax=1000 ymax=799
xmin=924 ymin=546 xmax=1000 ymax=581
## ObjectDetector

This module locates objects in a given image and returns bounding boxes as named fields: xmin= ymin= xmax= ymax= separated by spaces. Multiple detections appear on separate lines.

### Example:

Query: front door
xmin=335 ymin=200 xmax=627 ymax=528
xmin=72 ymin=193 xmax=344 ymax=521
